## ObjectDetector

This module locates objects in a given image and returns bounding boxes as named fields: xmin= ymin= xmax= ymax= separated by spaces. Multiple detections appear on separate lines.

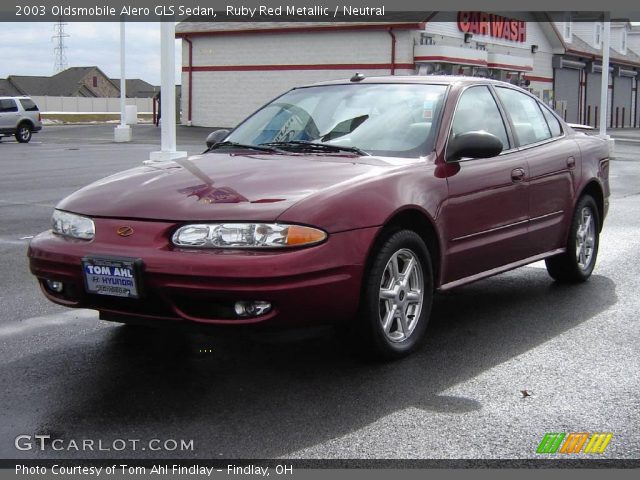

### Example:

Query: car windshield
xmin=224 ymin=83 xmax=448 ymax=158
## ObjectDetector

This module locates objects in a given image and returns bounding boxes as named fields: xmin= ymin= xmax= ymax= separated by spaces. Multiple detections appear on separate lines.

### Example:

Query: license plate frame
xmin=81 ymin=256 xmax=143 ymax=299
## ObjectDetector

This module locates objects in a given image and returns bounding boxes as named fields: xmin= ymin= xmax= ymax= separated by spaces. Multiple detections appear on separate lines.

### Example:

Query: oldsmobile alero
xmin=28 ymin=75 xmax=610 ymax=358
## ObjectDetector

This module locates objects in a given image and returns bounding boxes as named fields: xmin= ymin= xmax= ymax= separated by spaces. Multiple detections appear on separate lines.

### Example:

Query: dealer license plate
xmin=82 ymin=257 xmax=140 ymax=298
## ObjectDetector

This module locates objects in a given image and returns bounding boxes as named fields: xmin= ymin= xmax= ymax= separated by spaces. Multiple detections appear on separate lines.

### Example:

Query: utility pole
xmin=114 ymin=19 xmax=132 ymax=142
xmin=147 ymin=20 xmax=186 ymax=163
xmin=599 ymin=14 xmax=615 ymax=157
xmin=52 ymin=18 xmax=69 ymax=73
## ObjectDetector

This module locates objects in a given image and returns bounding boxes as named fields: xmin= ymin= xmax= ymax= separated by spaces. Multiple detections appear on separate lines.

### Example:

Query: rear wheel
xmin=545 ymin=195 xmax=600 ymax=283
xmin=15 ymin=123 xmax=32 ymax=143
xmin=358 ymin=230 xmax=433 ymax=359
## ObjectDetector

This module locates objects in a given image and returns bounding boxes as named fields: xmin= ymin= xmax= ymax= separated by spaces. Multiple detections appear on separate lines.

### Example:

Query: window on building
xmin=420 ymin=33 xmax=434 ymax=46
xmin=594 ymin=23 xmax=602 ymax=48
xmin=621 ymin=30 xmax=627 ymax=53
xmin=450 ymin=86 xmax=510 ymax=152
xmin=496 ymin=87 xmax=552 ymax=146
xmin=563 ymin=14 xmax=572 ymax=41
xmin=92 ymin=76 xmax=98 ymax=87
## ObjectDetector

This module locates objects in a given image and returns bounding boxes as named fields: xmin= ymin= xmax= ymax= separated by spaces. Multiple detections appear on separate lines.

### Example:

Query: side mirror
xmin=205 ymin=129 xmax=230 ymax=148
xmin=447 ymin=131 xmax=503 ymax=162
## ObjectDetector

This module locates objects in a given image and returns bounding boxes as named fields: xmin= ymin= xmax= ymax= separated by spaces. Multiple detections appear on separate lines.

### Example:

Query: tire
xmin=15 ymin=123 xmax=32 ymax=143
xmin=545 ymin=195 xmax=600 ymax=283
xmin=358 ymin=229 xmax=434 ymax=359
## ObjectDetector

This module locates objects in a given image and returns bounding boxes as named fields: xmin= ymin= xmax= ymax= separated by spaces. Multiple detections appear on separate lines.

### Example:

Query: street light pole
xmin=598 ymin=14 xmax=615 ymax=157
xmin=114 ymin=19 xmax=131 ymax=142
xmin=599 ymin=17 xmax=610 ymax=137
xmin=148 ymin=20 xmax=186 ymax=163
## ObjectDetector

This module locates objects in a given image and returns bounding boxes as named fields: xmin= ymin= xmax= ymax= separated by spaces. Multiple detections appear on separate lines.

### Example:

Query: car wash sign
xmin=457 ymin=12 xmax=527 ymax=43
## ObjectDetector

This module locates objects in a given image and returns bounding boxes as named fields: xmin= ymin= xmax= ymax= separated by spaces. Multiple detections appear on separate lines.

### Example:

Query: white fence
xmin=31 ymin=96 xmax=153 ymax=113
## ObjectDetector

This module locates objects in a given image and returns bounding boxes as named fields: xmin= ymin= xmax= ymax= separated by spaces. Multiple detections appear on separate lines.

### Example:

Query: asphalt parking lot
xmin=0 ymin=124 xmax=638 ymax=464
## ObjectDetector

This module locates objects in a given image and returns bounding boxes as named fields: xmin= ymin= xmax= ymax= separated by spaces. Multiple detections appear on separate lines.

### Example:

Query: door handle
xmin=567 ymin=156 xmax=576 ymax=169
xmin=511 ymin=168 xmax=526 ymax=182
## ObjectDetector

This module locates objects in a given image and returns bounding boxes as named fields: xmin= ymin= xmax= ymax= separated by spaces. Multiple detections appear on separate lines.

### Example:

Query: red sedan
xmin=28 ymin=76 xmax=610 ymax=358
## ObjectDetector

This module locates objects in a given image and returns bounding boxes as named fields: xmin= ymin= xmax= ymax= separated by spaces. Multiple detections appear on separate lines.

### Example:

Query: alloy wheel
xmin=575 ymin=206 xmax=595 ymax=271
xmin=378 ymin=248 xmax=424 ymax=343
xmin=19 ymin=126 xmax=30 ymax=141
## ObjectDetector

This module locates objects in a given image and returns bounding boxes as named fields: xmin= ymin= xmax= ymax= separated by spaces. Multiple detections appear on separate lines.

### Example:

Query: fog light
xmin=234 ymin=301 xmax=272 ymax=317
xmin=46 ymin=279 xmax=64 ymax=293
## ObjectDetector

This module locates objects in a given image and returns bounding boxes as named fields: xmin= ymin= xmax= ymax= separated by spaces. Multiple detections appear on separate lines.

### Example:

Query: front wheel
xmin=358 ymin=230 xmax=433 ymax=359
xmin=545 ymin=195 xmax=600 ymax=283
xmin=15 ymin=123 xmax=32 ymax=143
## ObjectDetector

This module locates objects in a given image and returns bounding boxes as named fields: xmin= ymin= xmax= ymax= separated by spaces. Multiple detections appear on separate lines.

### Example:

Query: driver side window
xmin=450 ymin=86 xmax=510 ymax=153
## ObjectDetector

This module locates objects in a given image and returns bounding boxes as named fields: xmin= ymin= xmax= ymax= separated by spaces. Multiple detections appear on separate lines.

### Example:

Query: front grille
xmin=87 ymin=291 xmax=179 ymax=319
xmin=171 ymin=295 xmax=238 ymax=320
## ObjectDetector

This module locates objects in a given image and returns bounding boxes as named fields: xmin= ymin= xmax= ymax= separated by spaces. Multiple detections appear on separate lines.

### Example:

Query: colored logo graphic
xmin=537 ymin=432 xmax=613 ymax=454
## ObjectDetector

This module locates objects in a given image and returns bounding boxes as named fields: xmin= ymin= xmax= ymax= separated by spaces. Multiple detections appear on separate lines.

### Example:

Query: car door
xmin=0 ymin=99 xmax=19 ymax=130
xmin=494 ymin=87 xmax=576 ymax=256
xmin=440 ymin=85 xmax=530 ymax=284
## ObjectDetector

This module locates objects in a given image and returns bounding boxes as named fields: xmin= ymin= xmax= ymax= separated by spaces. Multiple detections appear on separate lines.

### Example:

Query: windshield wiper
xmin=205 ymin=141 xmax=283 ymax=154
xmin=260 ymin=141 xmax=369 ymax=156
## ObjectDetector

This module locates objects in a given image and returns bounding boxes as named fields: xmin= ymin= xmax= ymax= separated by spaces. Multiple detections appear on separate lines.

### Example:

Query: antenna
xmin=52 ymin=18 xmax=69 ymax=73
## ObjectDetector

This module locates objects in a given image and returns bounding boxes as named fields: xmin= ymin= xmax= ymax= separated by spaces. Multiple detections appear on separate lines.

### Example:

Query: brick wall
xmin=81 ymin=68 xmax=120 ymax=98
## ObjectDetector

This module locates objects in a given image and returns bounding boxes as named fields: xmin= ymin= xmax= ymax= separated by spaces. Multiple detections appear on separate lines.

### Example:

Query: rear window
xmin=19 ymin=98 xmax=39 ymax=111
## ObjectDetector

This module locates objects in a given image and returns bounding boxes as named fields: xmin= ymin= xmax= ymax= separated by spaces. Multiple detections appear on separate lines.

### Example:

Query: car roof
xmin=303 ymin=75 xmax=516 ymax=88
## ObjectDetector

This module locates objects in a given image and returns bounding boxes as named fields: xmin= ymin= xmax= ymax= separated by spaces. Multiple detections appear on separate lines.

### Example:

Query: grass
xmin=41 ymin=113 xmax=154 ymax=124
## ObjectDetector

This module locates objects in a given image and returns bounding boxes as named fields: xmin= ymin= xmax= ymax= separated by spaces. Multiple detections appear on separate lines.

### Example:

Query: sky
xmin=0 ymin=22 xmax=180 ymax=85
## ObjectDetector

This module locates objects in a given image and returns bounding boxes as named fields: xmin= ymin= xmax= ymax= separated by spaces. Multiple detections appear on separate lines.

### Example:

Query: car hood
xmin=57 ymin=152 xmax=394 ymax=222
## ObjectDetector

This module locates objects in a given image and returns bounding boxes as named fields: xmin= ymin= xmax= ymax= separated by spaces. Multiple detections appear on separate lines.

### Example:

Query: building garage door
xmin=554 ymin=68 xmax=580 ymax=123
xmin=612 ymin=76 xmax=633 ymax=128
xmin=584 ymin=72 xmax=602 ymax=127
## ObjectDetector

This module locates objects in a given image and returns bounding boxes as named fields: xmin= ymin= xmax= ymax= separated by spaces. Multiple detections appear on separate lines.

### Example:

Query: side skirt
xmin=437 ymin=248 xmax=565 ymax=292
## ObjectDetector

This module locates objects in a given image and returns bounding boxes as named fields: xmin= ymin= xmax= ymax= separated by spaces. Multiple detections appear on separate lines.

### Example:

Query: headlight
xmin=51 ymin=210 xmax=95 ymax=240
xmin=172 ymin=223 xmax=327 ymax=249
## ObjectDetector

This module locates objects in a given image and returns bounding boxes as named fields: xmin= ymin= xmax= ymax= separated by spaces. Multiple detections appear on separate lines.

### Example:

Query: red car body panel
xmin=28 ymin=76 xmax=610 ymax=329
xmin=29 ymin=218 xmax=380 ymax=327
xmin=55 ymin=154 xmax=389 ymax=226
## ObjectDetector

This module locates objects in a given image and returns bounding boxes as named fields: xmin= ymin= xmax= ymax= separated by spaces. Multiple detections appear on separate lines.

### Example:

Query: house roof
xmin=5 ymin=75 xmax=51 ymax=96
xmin=48 ymin=66 xmax=121 ymax=96
xmin=2 ymin=67 xmax=142 ymax=97
xmin=0 ymin=78 xmax=22 ymax=96
xmin=109 ymin=78 xmax=159 ymax=98
xmin=566 ymin=34 xmax=640 ymax=67
xmin=176 ymin=20 xmax=430 ymax=36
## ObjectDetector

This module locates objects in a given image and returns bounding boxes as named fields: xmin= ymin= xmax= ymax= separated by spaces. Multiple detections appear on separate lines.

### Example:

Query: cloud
xmin=0 ymin=22 xmax=181 ymax=85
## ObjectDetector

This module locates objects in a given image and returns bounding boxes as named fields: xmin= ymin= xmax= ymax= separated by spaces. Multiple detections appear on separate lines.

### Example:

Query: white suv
xmin=0 ymin=96 xmax=43 ymax=143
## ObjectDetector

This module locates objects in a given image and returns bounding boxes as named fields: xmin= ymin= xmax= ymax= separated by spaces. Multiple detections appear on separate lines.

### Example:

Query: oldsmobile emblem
xmin=116 ymin=226 xmax=134 ymax=237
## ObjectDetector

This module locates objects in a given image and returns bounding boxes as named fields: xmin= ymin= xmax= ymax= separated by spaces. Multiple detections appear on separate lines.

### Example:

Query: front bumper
xmin=28 ymin=218 xmax=379 ymax=329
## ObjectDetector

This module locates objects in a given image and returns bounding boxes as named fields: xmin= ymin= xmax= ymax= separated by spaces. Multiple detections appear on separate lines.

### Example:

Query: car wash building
xmin=176 ymin=14 xmax=639 ymax=129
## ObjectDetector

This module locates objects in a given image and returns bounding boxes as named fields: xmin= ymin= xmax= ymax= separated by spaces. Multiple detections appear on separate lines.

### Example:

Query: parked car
xmin=0 ymin=96 xmax=42 ymax=143
xmin=28 ymin=76 xmax=610 ymax=358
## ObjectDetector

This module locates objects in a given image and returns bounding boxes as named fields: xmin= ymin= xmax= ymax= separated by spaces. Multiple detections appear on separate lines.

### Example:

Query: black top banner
xmin=2 ymin=1 xmax=640 ymax=21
